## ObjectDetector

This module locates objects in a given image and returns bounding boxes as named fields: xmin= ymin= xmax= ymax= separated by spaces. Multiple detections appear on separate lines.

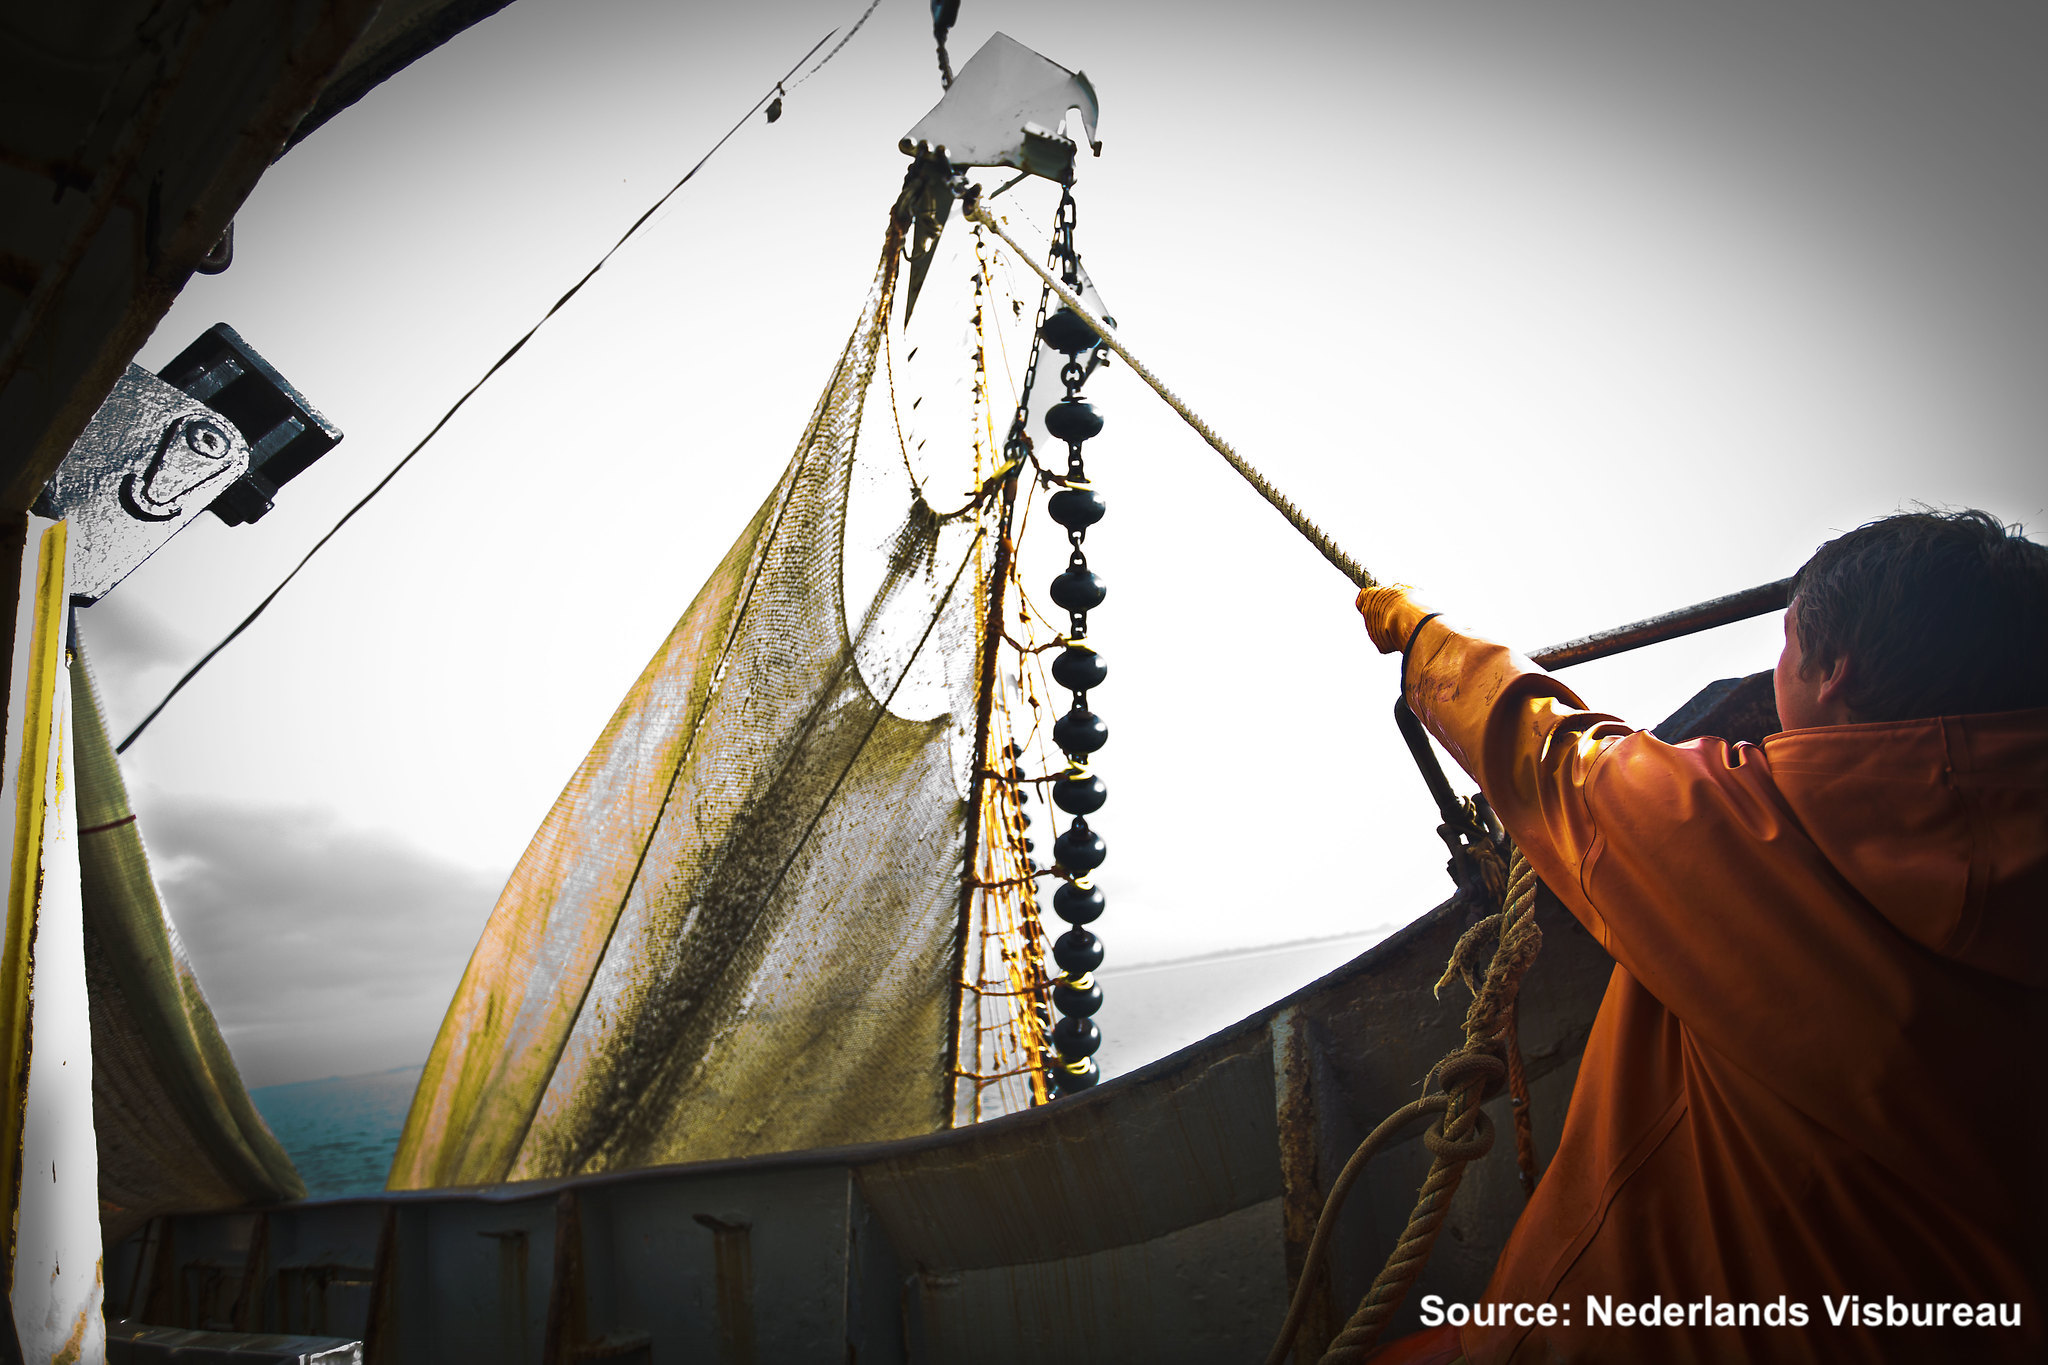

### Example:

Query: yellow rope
xmin=963 ymin=198 xmax=1378 ymax=591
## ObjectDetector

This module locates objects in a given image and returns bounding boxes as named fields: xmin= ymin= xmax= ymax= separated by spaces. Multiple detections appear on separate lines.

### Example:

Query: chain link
xmin=1001 ymin=187 xmax=1073 ymax=465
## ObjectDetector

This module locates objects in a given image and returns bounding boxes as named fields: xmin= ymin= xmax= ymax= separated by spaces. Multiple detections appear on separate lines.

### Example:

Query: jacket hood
xmin=1761 ymin=708 xmax=2048 ymax=989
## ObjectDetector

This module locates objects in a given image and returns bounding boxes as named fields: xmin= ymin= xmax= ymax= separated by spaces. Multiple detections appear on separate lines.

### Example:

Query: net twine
xmin=390 ymin=191 xmax=992 ymax=1188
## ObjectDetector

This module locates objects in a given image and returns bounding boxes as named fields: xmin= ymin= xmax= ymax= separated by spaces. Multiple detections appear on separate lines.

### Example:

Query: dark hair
xmin=1791 ymin=508 xmax=2048 ymax=722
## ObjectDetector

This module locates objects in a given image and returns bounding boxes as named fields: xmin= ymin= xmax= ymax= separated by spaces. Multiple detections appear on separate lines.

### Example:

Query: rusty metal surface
xmin=1256 ymin=884 xmax=1608 ymax=1344
xmin=106 ymin=1321 xmax=362 ymax=1363
xmin=264 ymin=1202 xmax=384 ymax=1340
xmin=1272 ymin=1007 xmax=1334 ymax=1361
xmin=907 ymin=1198 xmax=1288 ymax=1363
xmin=564 ymin=1169 xmax=853 ymax=1363
xmin=857 ymin=1022 xmax=1280 ymax=1269
xmin=1531 ymin=577 xmax=1792 ymax=670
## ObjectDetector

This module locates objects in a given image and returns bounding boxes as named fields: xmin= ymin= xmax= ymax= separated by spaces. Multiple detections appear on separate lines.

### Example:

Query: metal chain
xmin=932 ymin=0 xmax=960 ymax=90
xmin=1038 ymin=184 xmax=1109 ymax=1096
xmin=1002 ymin=218 xmax=1059 ymax=464
xmin=963 ymin=197 xmax=1378 ymax=590
xmin=1006 ymin=298 xmax=1052 ymax=461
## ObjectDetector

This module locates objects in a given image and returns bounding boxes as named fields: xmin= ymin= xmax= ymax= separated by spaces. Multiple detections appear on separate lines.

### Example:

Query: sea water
xmin=243 ymin=934 xmax=1389 ymax=1197
xmin=250 ymin=1064 xmax=423 ymax=1199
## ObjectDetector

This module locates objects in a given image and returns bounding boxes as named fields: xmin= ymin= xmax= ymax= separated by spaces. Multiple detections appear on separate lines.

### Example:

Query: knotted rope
xmin=1262 ymin=846 xmax=1545 ymax=1365
xmin=962 ymin=198 xmax=1378 ymax=592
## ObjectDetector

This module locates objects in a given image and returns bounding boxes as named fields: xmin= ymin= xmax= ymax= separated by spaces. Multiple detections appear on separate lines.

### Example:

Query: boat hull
xmin=105 ymin=885 xmax=1616 ymax=1362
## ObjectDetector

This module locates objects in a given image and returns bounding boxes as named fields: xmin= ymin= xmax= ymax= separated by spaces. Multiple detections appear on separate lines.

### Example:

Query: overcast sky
xmin=83 ymin=0 xmax=2047 ymax=1086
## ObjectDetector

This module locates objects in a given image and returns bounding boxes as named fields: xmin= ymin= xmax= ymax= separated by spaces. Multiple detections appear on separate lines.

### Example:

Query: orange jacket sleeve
xmin=1398 ymin=613 xmax=2043 ymax=1364
xmin=1400 ymin=615 xmax=1621 ymax=930
xmin=1400 ymin=612 xmax=2027 ymax=1240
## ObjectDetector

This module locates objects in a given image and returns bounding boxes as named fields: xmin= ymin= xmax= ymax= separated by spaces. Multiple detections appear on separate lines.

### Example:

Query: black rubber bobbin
xmin=1040 ymin=181 xmax=1107 ymax=1099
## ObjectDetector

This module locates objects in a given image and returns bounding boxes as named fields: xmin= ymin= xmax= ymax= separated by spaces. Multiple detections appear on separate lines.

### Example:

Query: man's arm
xmin=1357 ymin=585 xmax=2003 ymax=1198
xmin=1360 ymin=585 xmax=1633 ymax=940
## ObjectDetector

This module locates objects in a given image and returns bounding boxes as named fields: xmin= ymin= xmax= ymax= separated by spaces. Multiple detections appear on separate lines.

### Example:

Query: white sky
xmin=81 ymin=0 xmax=2047 ymax=1085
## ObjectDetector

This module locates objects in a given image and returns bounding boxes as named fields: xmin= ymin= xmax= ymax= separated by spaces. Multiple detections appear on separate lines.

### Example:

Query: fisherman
xmin=1354 ymin=508 xmax=2045 ymax=1364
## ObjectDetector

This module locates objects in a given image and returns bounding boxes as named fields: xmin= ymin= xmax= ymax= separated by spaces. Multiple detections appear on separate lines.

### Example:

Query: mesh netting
xmin=390 ymin=225 xmax=993 ymax=1187
xmin=70 ymin=639 xmax=304 ymax=1242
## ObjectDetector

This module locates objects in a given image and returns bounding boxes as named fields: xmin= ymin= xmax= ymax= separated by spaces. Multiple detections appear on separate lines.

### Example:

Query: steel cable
xmin=117 ymin=14 xmax=874 ymax=752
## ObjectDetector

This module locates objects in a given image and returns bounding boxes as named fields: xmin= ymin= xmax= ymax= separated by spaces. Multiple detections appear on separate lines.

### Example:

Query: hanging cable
xmin=933 ymin=1 xmax=962 ymax=88
xmin=792 ymin=0 xmax=885 ymax=91
xmin=117 ymin=16 xmax=880 ymax=754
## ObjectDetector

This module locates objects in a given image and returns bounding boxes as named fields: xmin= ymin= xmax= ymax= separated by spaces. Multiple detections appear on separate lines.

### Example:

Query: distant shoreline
xmin=252 ymin=1060 xmax=426 ymax=1094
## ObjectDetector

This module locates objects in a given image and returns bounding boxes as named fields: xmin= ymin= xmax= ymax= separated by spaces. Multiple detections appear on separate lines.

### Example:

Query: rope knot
xmin=1423 ymin=1106 xmax=1495 ymax=1163
xmin=1280 ymin=844 xmax=1548 ymax=1365
xmin=1430 ymin=1045 xmax=1507 ymax=1105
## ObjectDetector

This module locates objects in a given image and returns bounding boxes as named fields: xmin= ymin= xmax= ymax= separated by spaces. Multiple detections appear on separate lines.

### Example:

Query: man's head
xmin=1774 ymin=507 xmax=2048 ymax=730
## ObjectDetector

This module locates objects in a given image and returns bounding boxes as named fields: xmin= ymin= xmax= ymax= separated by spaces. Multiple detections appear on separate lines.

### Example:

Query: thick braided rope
xmin=963 ymin=199 xmax=1378 ymax=591
xmin=1505 ymin=1008 xmax=1540 ymax=1197
xmin=1317 ymin=848 xmax=1544 ymax=1365
xmin=1492 ymin=851 xmax=1547 ymax=1197
xmin=1257 ymin=1091 xmax=1454 ymax=1365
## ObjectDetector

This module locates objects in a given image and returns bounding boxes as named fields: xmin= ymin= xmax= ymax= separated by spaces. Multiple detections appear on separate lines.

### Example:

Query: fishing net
xmin=389 ymin=222 xmax=998 ymax=1187
xmin=70 ymin=638 xmax=304 ymax=1242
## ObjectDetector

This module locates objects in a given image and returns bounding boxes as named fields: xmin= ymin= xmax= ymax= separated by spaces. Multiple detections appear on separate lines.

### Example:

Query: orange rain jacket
xmin=1373 ymin=599 xmax=2043 ymax=1363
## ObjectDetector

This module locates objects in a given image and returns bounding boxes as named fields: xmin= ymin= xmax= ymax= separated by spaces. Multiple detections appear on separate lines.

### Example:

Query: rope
xmin=962 ymin=199 xmax=1378 ymax=591
xmin=1262 ymin=845 xmax=1545 ymax=1365
xmin=1503 ymin=1010 xmax=1540 ymax=1198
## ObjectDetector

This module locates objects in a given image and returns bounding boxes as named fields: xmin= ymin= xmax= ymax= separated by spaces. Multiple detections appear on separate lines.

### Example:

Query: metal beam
xmin=1530 ymin=577 xmax=1792 ymax=671
xmin=0 ymin=1 xmax=381 ymax=515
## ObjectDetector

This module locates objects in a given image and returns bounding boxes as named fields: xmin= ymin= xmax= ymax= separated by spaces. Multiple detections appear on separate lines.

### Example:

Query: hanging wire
xmin=932 ymin=1 xmax=961 ymax=89
xmin=793 ymin=0 xmax=885 ymax=91
xmin=117 ymin=15 xmax=877 ymax=754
